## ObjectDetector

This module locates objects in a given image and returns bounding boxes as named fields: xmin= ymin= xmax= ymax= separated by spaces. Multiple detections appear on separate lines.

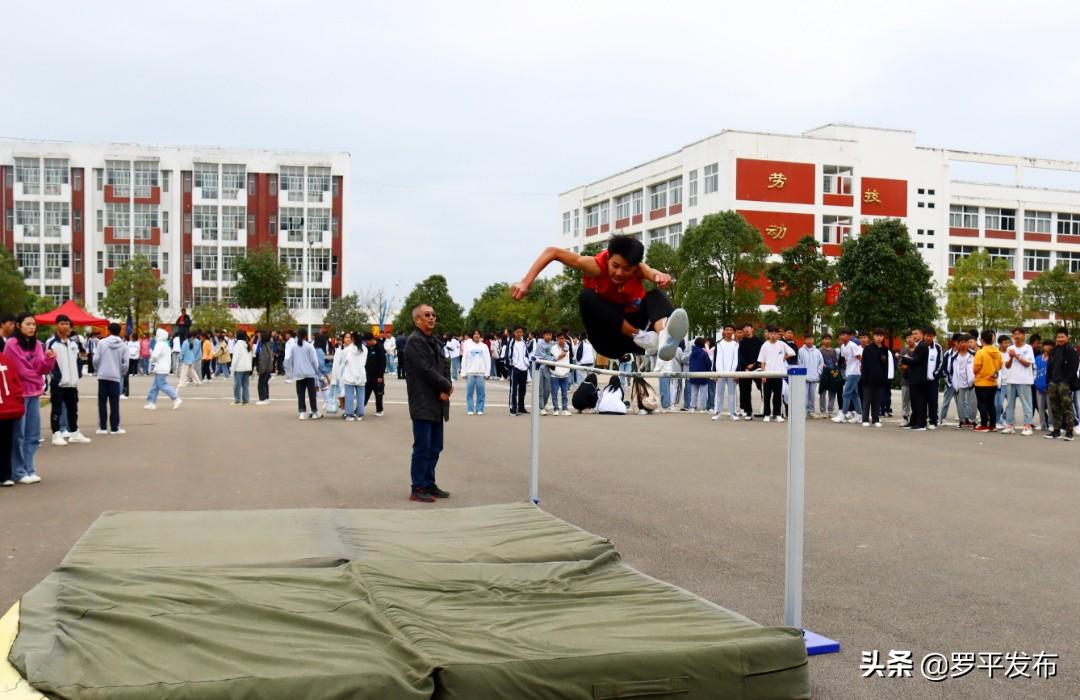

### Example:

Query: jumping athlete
xmin=511 ymin=235 xmax=688 ymax=361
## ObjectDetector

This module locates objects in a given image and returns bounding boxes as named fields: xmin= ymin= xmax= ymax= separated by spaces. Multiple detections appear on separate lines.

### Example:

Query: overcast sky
xmin=6 ymin=1 xmax=1080 ymax=314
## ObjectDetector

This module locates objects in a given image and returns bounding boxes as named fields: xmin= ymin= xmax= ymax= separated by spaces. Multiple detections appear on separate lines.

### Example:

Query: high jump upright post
xmin=528 ymin=359 xmax=839 ymax=656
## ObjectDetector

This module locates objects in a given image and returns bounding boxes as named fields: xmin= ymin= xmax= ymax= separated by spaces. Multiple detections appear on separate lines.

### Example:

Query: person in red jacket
xmin=2 ymin=313 xmax=55 ymax=484
xmin=0 ymin=349 xmax=27 ymax=487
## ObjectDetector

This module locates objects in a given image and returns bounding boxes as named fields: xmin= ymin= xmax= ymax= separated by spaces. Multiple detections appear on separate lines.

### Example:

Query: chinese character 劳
xmin=767 ymin=172 xmax=787 ymax=189
xmin=864 ymin=189 xmax=881 ymax=204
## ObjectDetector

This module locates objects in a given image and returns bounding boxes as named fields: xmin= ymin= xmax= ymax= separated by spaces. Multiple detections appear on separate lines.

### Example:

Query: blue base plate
xmin=804 ymin=629 xmax=840 ymax=655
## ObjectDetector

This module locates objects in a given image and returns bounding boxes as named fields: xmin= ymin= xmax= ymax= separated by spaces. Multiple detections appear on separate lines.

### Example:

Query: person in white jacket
xmin=461 ymin=330 xmax=491 ymax=415
xmin=711 ymin=324 xmax=740 ymax=421
xmin=144 ymin=328 xmax=182 ymax=410
xmin=339 ymin=332 xmax=368 ymax=421
xmin=231 ymin=330 xmax=254 ymax=405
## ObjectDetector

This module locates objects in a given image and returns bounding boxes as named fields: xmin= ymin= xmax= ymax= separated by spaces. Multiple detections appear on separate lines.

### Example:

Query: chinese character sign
xmin=863 ymin=189 xmax=881 ymax=204
xmin=765 ymin=225 xmax=787 ymax=240
xmin=767 ymin=172 xmax=787 ymax=189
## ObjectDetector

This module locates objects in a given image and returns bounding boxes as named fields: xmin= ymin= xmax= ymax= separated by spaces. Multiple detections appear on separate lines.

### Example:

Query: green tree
xmin=467 ymin=280 xmax=561 ymax=333
xmin=322 ymin=292 xmax=369 ymax=334
xmin=677 ymin=211 xmax=769 ymax=335
xmin=0 ymin=247 xmax=28 ymax=316
xmin=234 ymin=245 xmax=290 ymax=324
xmin=99 ymin=254 xmax=167 ymax=330
xmin=1022 ymin=264 xmax=1080 ymax=332
xmin=548 ymin=242 xmax=604 ymax=332
xmin=765 ymin=236 xmax=835 ymax=332
xmin=836 ymin=219 xmax=937 ymax=339
xmin=191 ymin=300 xmax=235 ymax=332
xmin=393 ymin=274 xmax=465 ymax=335
xmin=944 ymin=250 xmax=1021 ymax=332
xmin=643 ymin=240 xmax=682 ymax=299
xmin=255 ymin=304 xmax=299 ymax=331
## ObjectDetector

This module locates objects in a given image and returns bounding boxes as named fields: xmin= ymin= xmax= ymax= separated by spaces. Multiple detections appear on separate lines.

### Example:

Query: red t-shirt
xmin=582 ymin=250 xmax=646 ymax=312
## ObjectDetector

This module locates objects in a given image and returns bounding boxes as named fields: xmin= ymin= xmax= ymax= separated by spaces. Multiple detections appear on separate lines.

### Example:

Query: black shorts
xmin=579 ymin=288 xmax=675 ymax=360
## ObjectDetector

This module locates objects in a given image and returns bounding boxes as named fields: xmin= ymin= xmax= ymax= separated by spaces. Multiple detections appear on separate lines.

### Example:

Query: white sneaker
xmin=310 ymin=412 xmax=323 ymax=420
xmin=551 ymin=411 xmax=559 ymax=417
xmin=110 ymin=428 xmax=126 ymax=435
xmin=776 ymin=416 xmax=785 ymax=423
xmin=67 ymin=432 xmax=92 ymax=444
xmin=143 ymin=403 xmax=157 ymax=410
xmin=540 ymin=409 xmax=548 ymax=416
xmin=299 ymin=413 xmax=307 ymax=420
xmin=861 ymin=422 xmax=870 ymax=427
xmin=711 ymin=414 xmax=720 ymax=421
xmin=256 ymin=400 xmax=269 ymax=405
xmin=17 ymin=475 xmax=38 ymax=485
xmin=1022 ymin=426 xmax=1033 ymax=436
xmin=119 ymin=395 xmax=128 ymax=400
xmin=375 ymin=412 xmax=384 ymax=417
xmin=688 ymin=408 xmax=696 ymax=414
xmin=731 ymin=415 xmax=740 ymax=421
xmin=763 ymin=416 xmax=771 ymax=423
xmin=1001 ymin=426 xmax=1015 ymax=435
xmin=927 ymin=424 xmax=937 ymax=431
xmin=173 ymin=398 xmax=183 ymax=410
xmin=51 ymin=433 xmax=68 ymax=446
xmin=657 ymin=308 xmax=689 ymax=361
xmin=478 ymin=411 xmax=484 ymax=415
xmin=561 ymin=410 xmax=570 ymax=416
xmin=632 ymin=330 xmax=658 ymax=354
xmin=831 ymin=413 xmax=846 ymax=423
xmin=60 ymin=431 xmax=71 ymax=439
xmin=1 ymin=480 xmax=13 ymax=487
xmin=26 ymin=474 xmax=41 ymax=483
xmin=873 ymin=422 xmax=883 ymax=428
xmin=345 ymin=416 xmax=357 ymax=422
xmin=95 ymin=428 xmax=109 ymax=434
xmin=466 ymin=411 xmax=474 ymax=416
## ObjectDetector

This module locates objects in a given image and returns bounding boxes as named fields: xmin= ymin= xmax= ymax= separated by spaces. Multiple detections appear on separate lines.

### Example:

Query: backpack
xmin=0 ymin=354 xmax=27 ymax=422
xmin=632 ymin=376 xmax=660 ymax=412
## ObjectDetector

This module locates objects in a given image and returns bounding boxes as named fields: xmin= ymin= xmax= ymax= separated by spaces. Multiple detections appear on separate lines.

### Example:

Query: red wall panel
xmin=181 ymin=171 xmax=192 ymax=306
xmin=823 ymin=193 xmax=853 ymax=207
xmin=1058 ymin=234 xmax=1080 ymax=245
xmin=668 ymin=203 xmax=682 ymax=216
xmin=614 ymin=217 xmax=630 ymax=229
xmin=1024 ymin=233 xmax=1052 ymax=243
xmin=736 ymin=210 xmax=816 ymax=253
xmin=649 ymin=209 xmax=665 ymax=220
xmin=735 ymin=158 xmax=815 ymax=205
xmin=985 ymin=229 xmax=1016 ymax=240
xmin=950 ymin=227 xmax=978 ymax=238
xmin=860 ymin=177 xmax=907 ymax=217
xmin=736 ymin=273 xmax=777 ymax=306
xmin=1 ymin=166 xmax=9 ymax=252
xmin=631 ymin=214 xmax=643 ymax=225
xmin=71 ymin=168 xmax=85 ymax=299
xmin=331 ymin=175 xmax=343 ymax=298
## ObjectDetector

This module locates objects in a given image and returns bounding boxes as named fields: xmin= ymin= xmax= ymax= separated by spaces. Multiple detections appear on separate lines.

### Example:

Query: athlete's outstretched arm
xmin=511 ymin=247 xmax=601 ymax=299
xmin=636 ymin=262 xmax=672 ymax=288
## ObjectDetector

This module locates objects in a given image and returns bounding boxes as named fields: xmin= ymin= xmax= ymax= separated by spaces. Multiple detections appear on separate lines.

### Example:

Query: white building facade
xmin=558 ymin=124 xmax=1080 ymax=322
xmin=0 ymin=140 xmax=350 ymax=327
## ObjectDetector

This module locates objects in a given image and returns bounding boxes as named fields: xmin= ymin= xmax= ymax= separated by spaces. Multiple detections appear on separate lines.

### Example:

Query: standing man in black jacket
xmin=403 ymin=304 xmax=453 ymax=502
xmin=1044 ymin=328 xmax=1078 ymax=441
xmin=737 ymin=323 xmax=763 ymax=420
xmin=363 ymin=332 xmax=387 ymax=416
xmin=901 ymin=327 xmax=929 ymax=431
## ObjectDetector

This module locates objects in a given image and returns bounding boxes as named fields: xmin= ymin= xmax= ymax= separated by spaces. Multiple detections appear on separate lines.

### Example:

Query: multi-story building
xmin=0 ymin=140 xmax=350 ymax=327
xmin=557 ymin=123 xmax=1080 ymax=323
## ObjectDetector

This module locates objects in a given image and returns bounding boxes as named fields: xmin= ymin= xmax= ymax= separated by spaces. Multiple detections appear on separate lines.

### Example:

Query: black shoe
xmin=1065 ymin=433 xmax=1075 ymax=442
xmin=427 ymin=484 xmax=451 ymax=499
xmin=410 ymin=488 xmax=436 ymax=503
xmin=1045 ymin=431 xmax=1061 ymax=440
xmin=518 ymin=410 xmax=529 ymax=415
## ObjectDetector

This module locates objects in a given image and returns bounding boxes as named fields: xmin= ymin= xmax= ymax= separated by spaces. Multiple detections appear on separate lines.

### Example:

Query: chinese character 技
xmin=863 ymin=189 xmax=881 ymax=204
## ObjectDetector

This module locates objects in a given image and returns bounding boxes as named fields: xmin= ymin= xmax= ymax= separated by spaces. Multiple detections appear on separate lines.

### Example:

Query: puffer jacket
xmin=340 ymin=343 xmax=368 ymax=386
xmin=403 ymin=329 xmax=451 ymax=422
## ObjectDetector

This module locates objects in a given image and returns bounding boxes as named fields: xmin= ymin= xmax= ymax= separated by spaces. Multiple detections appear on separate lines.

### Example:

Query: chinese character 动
xmin=767 ymin=172 xmax=787 ymax=189
xmin=863 ymin=189 xmax=881 ymax=204
xmin=765 ymin=225 xmax=787 ymax=240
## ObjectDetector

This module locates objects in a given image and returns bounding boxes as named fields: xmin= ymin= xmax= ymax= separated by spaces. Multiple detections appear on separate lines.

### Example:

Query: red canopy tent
xmin=34 ymin=300 xmax=109 ymax=328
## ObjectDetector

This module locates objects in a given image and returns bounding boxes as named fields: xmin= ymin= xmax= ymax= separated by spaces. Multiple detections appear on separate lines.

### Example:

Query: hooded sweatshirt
xmin=150 ymin=329 xmax=173 ymax=374
xmin=340 ymin=343 xmax=368 ymax=386
xmin=461 ymin=339 xmax=491 ymax=376
xmin=973 ymin=344 xmax=1002 ymax=388
xmin=232 ymin=339 xmax=253 ymax=373
xmin=95 ymin=334 xmax=129 ymax=383
xmin=3 ymin=337 xmax=56 ymax=398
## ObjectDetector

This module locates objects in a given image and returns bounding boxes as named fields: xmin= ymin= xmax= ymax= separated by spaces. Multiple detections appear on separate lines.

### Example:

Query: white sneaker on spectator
xmin=1 ymin=480 xmax=13 ymax=487
xmin=67 ymin=432 xmax=92 ymax=444
xmin=299 ymin=413 xmax=307 ymax=420
xmin=1021 ymin=426 xmax=1033 ymax=436
xmin=831 ymin=413 xmax=846 ymax=423
xmin=60 ymin=431 xmax=71 ymax=439
xmin=95 ymin=428 xmax=109 ymax=435
xmin=51 ymin=433 xmax=68 ymax=446
xmin=143 ymin=403 xmax=157 ymax=410
xmin=173 ymin=398 xmax=183 ymax=410
xmin=256 ymin=400 xmax=269 ymax=405
xmin=561 ymin=410 xmax=570 ymax=416
xmin=763 ymin=416 xmax=771 ymax=422
xmin=776 ymin=416 xmax=785 ymax=423
xmin=711 ymin=414 xmax=720 ymax=421
xmin=17 ymin=475 xmax=38 ymax=485
xmin=110 ymin=428 xmax=126 ymax=435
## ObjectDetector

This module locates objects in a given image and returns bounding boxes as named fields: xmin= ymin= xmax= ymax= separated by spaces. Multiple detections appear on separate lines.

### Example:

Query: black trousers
xmin=0 ymin=419 xmax=14 ymax=483
xmin=975 ymin=386 xmax=997 ymax=428
xmin=739 ymin=377 xmax=761 ymax=416
xmin=909 ymin=381 xmax=927 ymax=428
xmin=257 ymin=371 xmax=271 ymax=401
xmin=296 ymin=377 xmax=317 ymax=413
xmin=763 ymin=378 xmax=783 ymax=417
xmin=363 ymin=374 xmax=384 ymax=412
xmin=50 ymin=384 xmax=79 ymax=433
xmin=97 ymin=379 xmax=121 ymax=431
xmin=860 ymin=383 xmax=882 ymax=424
xmin=579 ymin=288 xmax=675 ymax=360
xmin=926 ymin=380 xmax=939 ymax=425
xmin=509 ymin=367 xmax=528 ymax=413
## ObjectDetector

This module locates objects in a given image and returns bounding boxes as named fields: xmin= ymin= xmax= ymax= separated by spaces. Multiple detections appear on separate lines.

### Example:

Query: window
xmin=631 ymin=190 xmax=643 ymax=217
xmin=281 ymin=207 xmax=304 ymax=242
xmin=162 ymin=213 xmax=169 ymax=234
xmin=95 ymin=168 xmax=104 ymax=191
xmin=307 ymin=166 xmax=330 ymax=202
xmin=668 ymin=177 xmax=682 ymax=207
xmin=688 ymin=170 xmax=698 ymax=207
xmin=647 ymin=223 xmax=683 ymax=249
xmin=332 ymin=177 xmax=341 ymax=198
xmin=184 ymin=253 xmax=191 ymax=274
xmin=1024 ymin=249 xmax=1051 ymax=273
xmin=918 ymin=188 xmax=925 ymax=195
xmin=131 ymin=244 xmax=160 ymax=268
xmin=928 ymin=202 xmax=935 ymax=208
xmin=43 ymin=202 xmax=69 ymax=237
xmin=15 ymin=158 xmax=40 ymax=195
xmin=74 ymin=209 xmax=81 ymax=233
xmin=822 ymin=165 xmax=853 ymax=195
xmin=1058 ymin=251 xmax=1080 ymax=273
xmin=184 ymin=212 xmax=192 ymax=235
xmin=614 ymin=195 xmax=630 ymax=221
xmin=96 ymin=210 xmax=104 ymax=233
xmin=162 ymin=171 xmax=170 ymax=193
xmin=948 ymin=245 xmax=977 ymax=267
xmin=1057 ymin=212 xmax=1080 ymax=236
xmin=986 ymin=247 xmax=1015 ymax=270
xmin=133 ymin=161 xmax=158 ymax=198
xmin=221 ymin=247 xmax=241 ymax=282
xmin=132 ymin=204 xmax=158 ymax=240
xmin=15 ymin=244 xmax=39 ymax=278
xmin=247 ymin=213 xmax=256 ymax=234
xmin=309 ymin=288 xmax=330 ymax=310
xmin=16 ymin=201 xmax=40 ymax=237
xmin=162 ymin=252 xmax=169 ymax=275
xmin=821 ymin=215 xmax=853 ymax=244
xmin=106 ymin=160 xmax=131 ymax=197
xmin=949 ymin=205 xmax=978 ymax=229
xmin=985 ymin=207 xmax=1015 ymax=231
xmin=106 ymin=203 xmax=131 ymax=237
xmin=106 ymin=244 xmax=131 ymax=268
xmin=73 ymin=251 xmax=82 ymax=274
xmin=221 ymin=164 xmax=245 ymax=199
xmin=220 ymin=286 xmax=236 ymax=305
xmin=73 ymin=170 xmax=82 ymax=192
xmin=194 ymin=163 xmax=218 ymax=199
xmin=703 ymin=163 xmax=719 ymax=194
xmin=688 ymin=218 xmax=697 ymax=229
xmin=268 ymin=214 xmax=277 ymax=235
xmin=43 ymin=243 xmax=70 ymax=279
xmin=918 ymin=202 xmax=925 ymax=208
xmin=309 ymin=248 xmax=330 ymax=282
xmin=599 ymin=201 xmax=610 ymax=227
xmin=649 ymin=181 xmax=667 ymax=211
xmin=331 ymin=254 xmax=339 ymax=277
xmin=585 ymin=204 xmax=599 ymax=229
xmin=1025 ymin=210 xmax=1051 ymax=233
xmin=96 ymin=250 xmax=104 ymax=273
xmin=193 ymin=287 xmax=218 ymax=305
xmin=4 ymin=208 xmax=11 ymax=234
xmin=183 ymin=172 xmax=192 ymax=194
xmin=268 ymin=174 xmax=278 ymax=196
xmin=307 ymin=208 xmax=330 ymax=243
xmin=928 ymin=189 xmax=935 ymax=195
xmin=332 ymin=215 xmax=340 ymax=237
xmin=573 ymin=208 xmax=580 ymax=234
xmin=562 ymin=211 xmax=572 ymax=234
xmin=43 ymin=286 xmax=70 ymax=305
xmin=43 ymin=158 xmax=69 ymax=195
xmin=194 ymin=205 xmax=218 ymax=240
xmin=280 ymin=166 xmax=304 ymax=202
xmin=221 ymin=206 xmax=245 ymax=240
xmin=193 ymin=246 xmax=218 ymax=281
xmin=280 ymin=249 xmax=304 ymax=282
xmin=285 ymin=288 xmax=303 ymax=309
xmin=247 ymin=174 xmax=256 ymax=196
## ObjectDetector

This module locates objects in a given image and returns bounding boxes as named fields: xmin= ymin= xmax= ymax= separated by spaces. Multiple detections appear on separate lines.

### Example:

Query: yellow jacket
xmin=973 ymin=345 xmax=1002 ymax=387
